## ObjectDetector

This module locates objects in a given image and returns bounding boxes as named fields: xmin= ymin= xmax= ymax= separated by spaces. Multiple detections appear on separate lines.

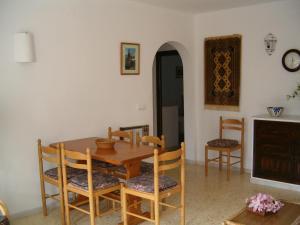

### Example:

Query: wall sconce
xmin=14 ymin=32 xmax=35 ymax=63
xmin=264 ymin=33 xmax=277 ymax=56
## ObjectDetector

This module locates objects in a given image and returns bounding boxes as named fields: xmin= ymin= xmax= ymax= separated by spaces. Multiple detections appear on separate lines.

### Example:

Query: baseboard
xmin=11 ymin=202 xmax=58 ymax=220
xmin=250 ymin=176 xmax=300 ymax=193
xmin=185 ymin=159 xmax=252 ymax=174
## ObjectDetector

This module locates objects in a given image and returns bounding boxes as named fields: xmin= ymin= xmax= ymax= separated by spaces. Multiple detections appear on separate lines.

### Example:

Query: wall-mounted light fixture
xmin=264 ymin=33 xmax=277 ymax=56
xmin=14 ymin=32 xmax=35 ymax=63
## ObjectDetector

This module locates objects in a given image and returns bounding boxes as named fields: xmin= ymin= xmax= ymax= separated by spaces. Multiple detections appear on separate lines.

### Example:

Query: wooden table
xmin=50 ymin=137 xmax=163 ymax=225
xmin=224 ymin=201 xmax=300 ymax=225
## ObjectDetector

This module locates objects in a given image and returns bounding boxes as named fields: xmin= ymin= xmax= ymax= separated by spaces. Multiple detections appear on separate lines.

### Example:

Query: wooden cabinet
xmin=253 ymin=119 xmax=300 ymax=185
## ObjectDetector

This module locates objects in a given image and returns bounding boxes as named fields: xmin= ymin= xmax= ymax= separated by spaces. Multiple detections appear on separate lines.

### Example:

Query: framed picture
xmin=120 ymin=42 xmax=140 ymax=75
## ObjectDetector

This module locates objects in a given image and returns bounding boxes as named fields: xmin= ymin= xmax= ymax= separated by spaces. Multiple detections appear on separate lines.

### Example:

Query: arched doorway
xmin=153 ymin=43 xmax=184 ymax=150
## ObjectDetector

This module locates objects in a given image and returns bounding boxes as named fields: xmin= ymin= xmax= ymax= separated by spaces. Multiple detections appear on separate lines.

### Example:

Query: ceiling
xmin=128 ymin=0 xmax=284 ymax=14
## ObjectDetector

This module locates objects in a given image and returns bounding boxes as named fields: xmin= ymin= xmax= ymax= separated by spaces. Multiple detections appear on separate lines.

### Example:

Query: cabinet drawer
xmin=254 ymin=120 xmax=292 ymax=139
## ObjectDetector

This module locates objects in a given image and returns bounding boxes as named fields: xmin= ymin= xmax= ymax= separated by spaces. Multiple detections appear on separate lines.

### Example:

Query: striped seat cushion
xmin=116 ymin=162 xmax=153 ymax=175
xmin=69 ymin=172 xmax=119 ymax=191
xmin=44 ymin=167 xmax=86 ymax=180
xmin=207 ymin=139 xmax=238 ymax=148
xmin=126 ymin=174 xmax=177 ymax=193
xmin=92 ymin=160 xmax=116 ymax=169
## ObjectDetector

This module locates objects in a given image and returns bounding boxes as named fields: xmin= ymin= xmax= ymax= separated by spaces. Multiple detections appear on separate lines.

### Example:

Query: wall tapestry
xmin=204 ymin=34 xmax=241 ymax=111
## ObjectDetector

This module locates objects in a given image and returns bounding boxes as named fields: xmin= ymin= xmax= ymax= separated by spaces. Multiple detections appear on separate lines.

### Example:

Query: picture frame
xmin=120 ymin=42 xmax=140 ymax=75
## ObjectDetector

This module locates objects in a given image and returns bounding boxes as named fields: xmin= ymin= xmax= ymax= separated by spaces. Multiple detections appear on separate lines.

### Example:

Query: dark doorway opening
xmin=156 ymin=50 xmax=184 ymax=150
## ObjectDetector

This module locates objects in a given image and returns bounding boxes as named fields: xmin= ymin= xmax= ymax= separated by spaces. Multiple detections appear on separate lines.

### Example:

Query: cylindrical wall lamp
xmin=14 ymin=32 xmax=35 ymax=63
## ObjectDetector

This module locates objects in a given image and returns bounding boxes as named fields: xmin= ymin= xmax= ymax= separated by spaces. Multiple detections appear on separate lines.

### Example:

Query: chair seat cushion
xmin=126 ymin=174 xmax=177 ymax=193
xmin=92 ymin=160 xmax=116 ymax=169
xmin=207 ymin=139 xmax=238 ymax=148
xmin=0 ymin=216 xmax=9 ymax=225
xmin=115 ymin=165 xmax=126 ymax=174
xmin=141 ymin=162 xmax=153 ymax=174
xmin=116 ymin=162 xmax=153 ymax=175
xmin=69 ymin=172 xmax=119 ymax=191
xmin=44 ymin=167 xmax=86 ymax=180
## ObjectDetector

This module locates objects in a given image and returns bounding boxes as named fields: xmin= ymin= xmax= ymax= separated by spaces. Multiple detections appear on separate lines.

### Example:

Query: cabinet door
xmin=253 ymin=120 xmax=294 ymax=183
xmin=254 ymin=143 xmax=293 ymax=182
xmin=293 ymin=141 xmax=300 ymax=184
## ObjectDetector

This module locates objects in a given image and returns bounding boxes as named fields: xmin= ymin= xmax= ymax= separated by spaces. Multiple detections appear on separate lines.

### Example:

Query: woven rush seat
xmin=126 ymin=174 xmax=177 ymax=193
xmin=44 ymin=167 xmax=86 ymax=180
xmin=69 ymin=172 xmax=119 ymax=191
xmin=207 ymin=139 xmax=238 ymax=148
xmin=0 ymin=216 xmax=9 ymax=225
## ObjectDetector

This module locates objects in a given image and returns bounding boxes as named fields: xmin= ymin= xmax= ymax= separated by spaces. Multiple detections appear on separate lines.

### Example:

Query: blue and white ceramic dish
xmin=267 ymin=107 xmax=284 ymax=117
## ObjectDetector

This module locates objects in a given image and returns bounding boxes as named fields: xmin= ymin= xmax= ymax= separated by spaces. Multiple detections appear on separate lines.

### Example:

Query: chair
xmin=38 ymin=139 xmax=66 ymax=224
xmin=108 ymin=127 xmax=133 ymax=144
xmin=61 ymin=144 xmax=121 ymax=225
xmin=121 ymin=143 xmax=185 ymax=225
xmin=0 ymin=200 xmax=9 ymax=225
xmin=205 ymin=116 xmax=245 ymax=181
xmin=136 ymin=133 xmax=165 ymax=174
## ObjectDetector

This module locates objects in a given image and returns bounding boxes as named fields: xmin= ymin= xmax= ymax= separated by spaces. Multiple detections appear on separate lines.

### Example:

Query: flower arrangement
xmin=287 ymin=83 xmax=300 ymax=99
xmin=246 ymin=193 xmax=284 ymax=215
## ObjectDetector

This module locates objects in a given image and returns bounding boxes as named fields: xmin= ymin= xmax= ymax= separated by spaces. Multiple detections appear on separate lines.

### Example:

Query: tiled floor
xmin=12 ymin=163 xmax=300 ymax=225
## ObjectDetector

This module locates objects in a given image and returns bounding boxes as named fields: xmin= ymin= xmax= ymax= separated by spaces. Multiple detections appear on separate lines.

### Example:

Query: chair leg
xmin=150 ymin=200 xmax=154 ymax=219
xmin=219 ymin=151 xmax=222 ymax=171
xmin=96 ymin=196 xmax=100 ymax=217
xmin=180 ymin=188 xmax=185 ymax=225
xmin=59 ymin=187 xmax=65 ymax=225
xmin=121 ymin=185 xmax=128 ymax=225
xmin=64 ymin=190 xmax=71 ymax=225
xmin=227 ymin=150 xmax=231 ymax=181
xmin=39 ymin=178 xmax=48 ymax=216
xmin=240 ymin=147 xmax=244 ymax=174
xmin=154 ymin=197 xmax=160 ymax=225
xmin=89 ymin=195 xmax=95 ymax=225
xmin=205 ymin=146 xmax=208 ymax=176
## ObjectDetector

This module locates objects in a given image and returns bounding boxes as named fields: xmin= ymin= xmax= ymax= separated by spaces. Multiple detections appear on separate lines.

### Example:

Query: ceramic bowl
xmin=267 ymin=107 xmax=284 ymax=117
xmin=95 ymin=138 xmax=115 ymax=149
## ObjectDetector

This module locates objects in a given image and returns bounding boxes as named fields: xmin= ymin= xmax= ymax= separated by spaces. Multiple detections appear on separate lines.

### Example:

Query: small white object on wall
xmin=14 ymin=32 xmax=35 ymax=63
xmin=264 ymin=33 xmax=277 ymax=56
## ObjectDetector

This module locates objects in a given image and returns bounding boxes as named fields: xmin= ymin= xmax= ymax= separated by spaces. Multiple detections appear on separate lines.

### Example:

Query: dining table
xmin=50 ymin=136 xmax=164 ymax=225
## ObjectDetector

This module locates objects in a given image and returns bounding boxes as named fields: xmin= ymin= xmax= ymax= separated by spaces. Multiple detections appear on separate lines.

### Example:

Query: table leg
xmin=118 ymin=161 xmax=150 ymax=225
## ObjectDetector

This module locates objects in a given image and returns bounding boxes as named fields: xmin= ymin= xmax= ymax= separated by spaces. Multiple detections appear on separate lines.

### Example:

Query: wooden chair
xmin=0 ymin=200 xmax=9 ymax=225
xmin=121 ymin=143 xmax=185 ymax=225
xmin=136 ymin=133 xmax=165 ymax=174
xmin=205 ymin=116 xmax=245 ymax=181
xmin=38 ymin=139 xmax=65 ymax=225
xmin=108 ymin=127 xmax=133 ymax=144
xmin=92 ymin=127 xmax=133 ymax=175
xmin=61 ymin=144 xmax=121 ymax=225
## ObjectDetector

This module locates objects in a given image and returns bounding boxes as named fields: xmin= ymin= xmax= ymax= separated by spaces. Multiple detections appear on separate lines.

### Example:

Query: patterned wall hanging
xmin=204 ymin=34 xmax=241 ymax=111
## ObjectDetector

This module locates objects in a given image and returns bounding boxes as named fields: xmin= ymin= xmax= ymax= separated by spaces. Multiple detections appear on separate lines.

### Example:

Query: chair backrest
xmin=219 ymin=116 xmax=245 ymax=145
xmin=108 ymin=127 xmax=133 ymax=144
xmin=38 ymin=139 xmax=62 ymax=179
xmin=0 ymin=200 xmax=9 ymax=218
xmin=60 ymin=144 xmax=93 ymax=191
xmin=153 ymin=142 xmax=185 ymax=195
xmin=136 ymin=133 xmax=165 ymax=149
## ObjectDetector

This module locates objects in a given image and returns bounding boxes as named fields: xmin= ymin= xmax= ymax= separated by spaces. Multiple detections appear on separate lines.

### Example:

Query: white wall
xmin=0 ymin=0 xmax=196 ymax=215
xmin=194 ymin=0 xmax=300 ymax=169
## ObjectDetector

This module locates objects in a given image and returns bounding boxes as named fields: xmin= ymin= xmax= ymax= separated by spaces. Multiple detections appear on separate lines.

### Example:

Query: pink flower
xmin=246 ymin=193 xmax=284 ymax=214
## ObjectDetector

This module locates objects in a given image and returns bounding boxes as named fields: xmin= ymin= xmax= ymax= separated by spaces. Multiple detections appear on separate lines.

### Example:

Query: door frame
xmin=156 ymin=50 xmax=181 ymax=137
